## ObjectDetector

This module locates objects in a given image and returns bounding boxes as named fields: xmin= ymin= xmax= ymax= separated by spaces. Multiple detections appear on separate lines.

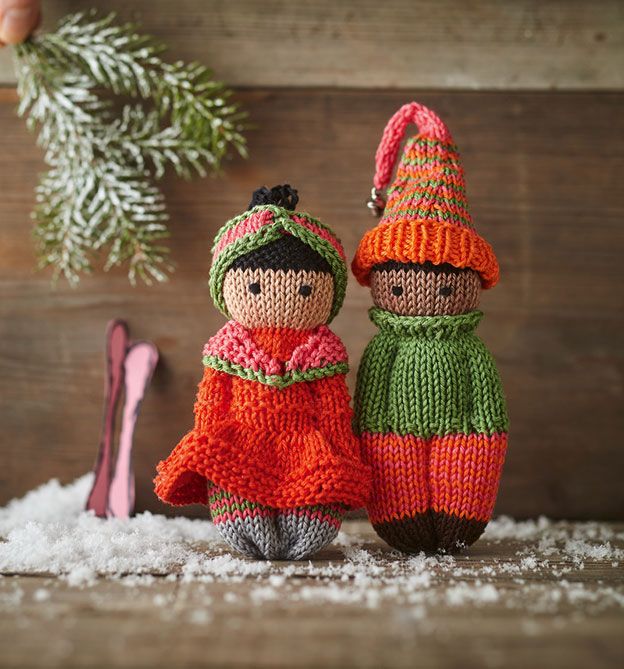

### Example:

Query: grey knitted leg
xmin=208 ymin=484 xmax=345 ymax=560
xmin=276 ymin=504 xmax=345 ymax=560
xmin=207 ymin=483 xmax=287 ymax=560
xmin=215 ymin=514 xmax=285 ymax=560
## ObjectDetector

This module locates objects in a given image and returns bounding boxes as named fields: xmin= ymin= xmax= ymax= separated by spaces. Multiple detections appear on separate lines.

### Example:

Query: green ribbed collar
xmin=369 ymin=308 xmax=483 ymax=338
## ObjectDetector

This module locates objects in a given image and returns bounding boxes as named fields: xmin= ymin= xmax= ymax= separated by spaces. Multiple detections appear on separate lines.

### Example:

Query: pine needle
xmin=14 ymin=10 xmax=247 ymax=285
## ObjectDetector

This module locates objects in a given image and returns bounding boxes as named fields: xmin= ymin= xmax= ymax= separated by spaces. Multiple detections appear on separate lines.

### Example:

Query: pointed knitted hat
xmin=352 ymin=102 xmax=499 ymax=288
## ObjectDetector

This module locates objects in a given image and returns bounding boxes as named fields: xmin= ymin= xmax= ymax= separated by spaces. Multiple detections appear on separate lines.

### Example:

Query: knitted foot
xmin=430 ymin=512 xmax=487 ymax=553
xmin=429 ymin=432 xmax=508 ymax=552
xmin=361 ymin=433 xmax=436 ymax=552
xmin=276 ymin=505 xmax=345 ymax=560
xmin=208 ymin=484 xmax=284 ymax=559
xmin=208 ymin=484 xmax=344 ymax=560
xmin=371 ymin=512 xmax=438 ymax=554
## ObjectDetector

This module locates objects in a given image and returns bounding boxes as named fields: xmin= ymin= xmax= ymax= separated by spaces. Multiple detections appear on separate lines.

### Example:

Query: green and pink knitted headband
xmin=209 ymin=199 xmax=348 ymax=322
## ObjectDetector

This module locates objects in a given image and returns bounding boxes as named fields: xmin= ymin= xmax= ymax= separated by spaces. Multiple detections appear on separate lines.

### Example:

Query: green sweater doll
xmin=352 ymin=102 xmax=509 ymax=553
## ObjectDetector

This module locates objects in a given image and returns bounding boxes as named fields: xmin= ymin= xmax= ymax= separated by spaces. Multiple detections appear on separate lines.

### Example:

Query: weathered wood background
xmin=1 ymin=1 xmax=623 ymax=519
xmin=1 ymin=0 xmax=623 ymax=88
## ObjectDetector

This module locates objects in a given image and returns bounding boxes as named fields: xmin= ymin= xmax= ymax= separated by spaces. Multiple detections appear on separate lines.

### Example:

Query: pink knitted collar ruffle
xmin=201 ymin=321 xmax=348 ymax=386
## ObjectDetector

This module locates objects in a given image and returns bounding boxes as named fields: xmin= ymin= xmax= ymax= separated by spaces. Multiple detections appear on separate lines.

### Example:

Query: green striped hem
xmin=388 ymin=189 xmax=470 ymax=213
xmin=391 ymin=178 xmax=467 ymax=195
xmin=400 ymin=157 xmax=461 ymax=170
xmin=209 ymin=494 xmax=265 ymax=512
xmin=210 ymin=501 xmax=267 ymax=514
xmin=202 ymin=355 xmax=349 ymax=388
xmin=405 ymin=137 xmax=458 ymax=151
xmin=397 ymin=165 xmax=463 ymax=178
xmin=383 ymin=206 xmax=473 ymax=228
xmin=210 ymin=497 xmax=345 ymax=520
xmin=355 ymin=421 xmax=510 ymax=439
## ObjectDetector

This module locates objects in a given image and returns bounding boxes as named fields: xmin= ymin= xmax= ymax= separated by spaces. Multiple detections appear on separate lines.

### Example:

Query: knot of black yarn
xmin=248 ymin=184 xmax=299 ymax=211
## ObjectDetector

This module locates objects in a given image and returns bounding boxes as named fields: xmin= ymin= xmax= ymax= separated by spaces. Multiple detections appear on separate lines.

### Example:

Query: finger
xmin=0 ymin=0 xmax=40 ymax=45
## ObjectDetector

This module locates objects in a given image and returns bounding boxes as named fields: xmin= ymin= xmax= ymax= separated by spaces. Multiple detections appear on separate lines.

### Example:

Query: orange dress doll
xmin=155 ymin=185 xmax=370 ymax=559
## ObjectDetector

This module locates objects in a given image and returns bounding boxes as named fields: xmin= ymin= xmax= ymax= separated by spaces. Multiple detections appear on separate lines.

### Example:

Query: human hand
xmin=0 ymin=0 xmax=40 ymax=45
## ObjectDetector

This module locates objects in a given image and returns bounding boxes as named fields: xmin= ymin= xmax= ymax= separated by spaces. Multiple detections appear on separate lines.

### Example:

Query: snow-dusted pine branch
xmin=14 ymin=10 xmax=247 ymax=285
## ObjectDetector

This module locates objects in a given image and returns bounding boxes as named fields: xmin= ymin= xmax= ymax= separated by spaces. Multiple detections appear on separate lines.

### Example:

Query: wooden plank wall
xmin=1 ymin=1 xmax=623 ymax=88
xmin=1 ymin=1 xmax=623 ymax=519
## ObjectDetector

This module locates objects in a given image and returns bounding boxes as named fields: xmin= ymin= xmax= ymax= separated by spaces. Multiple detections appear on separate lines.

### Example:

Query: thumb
xmin=0 ymin=0 xmax=40 ymax=45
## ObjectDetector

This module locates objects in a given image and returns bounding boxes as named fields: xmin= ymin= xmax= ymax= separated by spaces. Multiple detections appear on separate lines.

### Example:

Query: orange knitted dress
xmin=155 ymin=183 xmax=370 ymax=560
xmin=154 ymin=323 xmax=369 ymax=510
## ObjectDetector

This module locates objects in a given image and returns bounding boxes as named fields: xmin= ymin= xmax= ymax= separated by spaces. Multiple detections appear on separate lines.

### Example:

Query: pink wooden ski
xmin=86 ymin=320 xmax=129 ymax=517
xmin=107 ymin=341 xmax=159 ymax=519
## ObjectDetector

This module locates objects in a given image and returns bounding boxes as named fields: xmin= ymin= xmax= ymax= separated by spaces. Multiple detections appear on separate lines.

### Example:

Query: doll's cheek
xmin=369 ymin=276 xmax=406 ymax=313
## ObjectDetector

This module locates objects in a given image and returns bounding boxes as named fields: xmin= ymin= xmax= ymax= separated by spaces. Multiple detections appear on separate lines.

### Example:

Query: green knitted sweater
xmin=354 ymin=308 xmax=508 ymax=438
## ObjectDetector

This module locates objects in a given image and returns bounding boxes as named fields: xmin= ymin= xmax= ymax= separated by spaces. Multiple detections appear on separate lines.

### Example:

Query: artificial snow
xmin=1 ymin=475 xmax=623 ymax=621
xmin=0 ymin=474 xmax=228 ymax=585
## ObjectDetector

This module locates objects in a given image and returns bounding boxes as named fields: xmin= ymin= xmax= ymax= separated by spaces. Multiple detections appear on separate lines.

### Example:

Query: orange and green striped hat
xmin=352 ymin=102 xmax=499 ymax=289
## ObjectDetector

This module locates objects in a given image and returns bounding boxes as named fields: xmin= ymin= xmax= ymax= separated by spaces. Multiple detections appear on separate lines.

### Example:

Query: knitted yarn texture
xmin=155 ymin=186 xmax=370 ymax=560
xmin=356 ymin=309 xmax=508 ymax=553
xmin=356 ymin=309 xmax=507 ymax=438
xmin=210 ymin=205 xmax=347 ymax=323
xmin=352 ymin=103 xmax=499 ymax=289
xmin=353 ymin=103 xmax=508 ymax=554
xmin=207 ymin=482 xmax=345 ymax=560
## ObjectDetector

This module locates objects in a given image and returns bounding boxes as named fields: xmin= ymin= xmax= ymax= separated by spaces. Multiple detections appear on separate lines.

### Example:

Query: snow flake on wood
xmin=0 ymin=475 xmax=623 ymax=624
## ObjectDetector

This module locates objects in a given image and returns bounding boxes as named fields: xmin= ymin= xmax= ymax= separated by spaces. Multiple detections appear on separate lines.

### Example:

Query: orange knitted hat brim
xmin=354 ymin=102 xmax=500 ymax=289
xmin=352 ymin=218 xmax=499 ymax=289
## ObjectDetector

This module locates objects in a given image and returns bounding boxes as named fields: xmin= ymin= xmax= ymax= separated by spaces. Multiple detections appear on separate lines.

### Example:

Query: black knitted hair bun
xmin=248 ymin=184 xmax=299 ymax=211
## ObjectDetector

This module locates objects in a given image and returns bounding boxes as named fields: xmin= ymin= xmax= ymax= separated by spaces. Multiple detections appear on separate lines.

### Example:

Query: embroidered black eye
xmin=391 ymin=285 xmax=403 ymax=297
xmin=439 ymin=286 xmax=453 ymax=297
xmin=298 ymin=284 xmax=313 ymax=297
xmin=248 ymin=282 xmax=261 ymax=295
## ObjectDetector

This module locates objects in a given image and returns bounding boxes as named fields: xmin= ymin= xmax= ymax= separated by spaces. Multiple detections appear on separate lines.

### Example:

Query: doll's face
xmin=370 ymin=262 xmax=480 ymax=316
xmin=223 ymin=267 xmax=334 ymax=329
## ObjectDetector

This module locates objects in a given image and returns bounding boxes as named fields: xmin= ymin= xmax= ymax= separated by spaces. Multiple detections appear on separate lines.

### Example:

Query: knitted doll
xmin=352 ymin=103 xmax=509 ymax=554
xmin=155 ymin=185 xmax=370 ymax=560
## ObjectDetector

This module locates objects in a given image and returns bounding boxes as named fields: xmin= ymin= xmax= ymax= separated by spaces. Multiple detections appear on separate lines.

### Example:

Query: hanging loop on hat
xmin=366 ymin=102 xmax=452 ymax=216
